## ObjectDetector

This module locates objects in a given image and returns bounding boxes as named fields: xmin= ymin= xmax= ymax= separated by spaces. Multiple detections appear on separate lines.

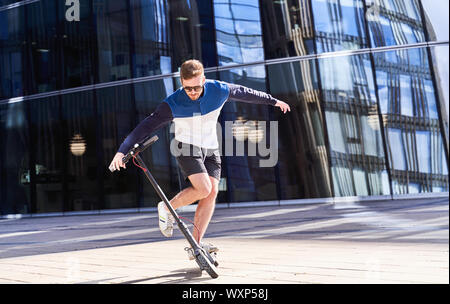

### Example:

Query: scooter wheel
xmin=207 ymin=252 xmax=219 ymax=267
xmin=195 ymin=250 xmax=219 ymax=279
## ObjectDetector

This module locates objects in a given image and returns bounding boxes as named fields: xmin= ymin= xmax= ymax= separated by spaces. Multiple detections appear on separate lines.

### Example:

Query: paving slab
xmin=0 ymin=197 xmax=448 ymax=284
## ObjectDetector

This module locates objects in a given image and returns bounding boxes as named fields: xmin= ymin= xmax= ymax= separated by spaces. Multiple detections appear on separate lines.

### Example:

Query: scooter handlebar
xmin=122 ymin=135 xmax=159 ymax=164
xmin=108 ymin=135 xmax=159 ymax=172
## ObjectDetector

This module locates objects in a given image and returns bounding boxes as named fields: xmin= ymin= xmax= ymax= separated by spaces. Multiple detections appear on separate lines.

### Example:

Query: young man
xmin=109 ymin=60 xmax=290 ymax=259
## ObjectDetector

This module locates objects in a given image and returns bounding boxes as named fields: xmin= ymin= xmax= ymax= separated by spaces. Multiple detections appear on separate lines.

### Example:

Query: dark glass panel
xmin=267 ymin=59 xmax=333 ymax=199
xmin=0 ymin=102 xmax=31 ymax=215
xmin=0 ymin=7 xmax=25 ymax=99
xmin=259 ymin=0 xmax=315 ymax=59
xmin=61 ymin=90 xmax=100 ymax=211
xmin=93 ymin=0 xmax=131 ymax=82
xmin=25 ymin=0 xmax=59 ymax=94
xmin=97 ymin=84 xmax=138 ymax=209
xmin=219 ymin=65 xmax=278 ymax=202
xmin=168 ymin=0 xmax=217 ymax=70
xmin=29 ymin=96 xmax=64 ymax=213
xmin=133 ymin=79 xmax=179 ymax=207
xmin=196 ymin=0 xmax=218 ymax=68
xmin=129 ymin=0 xmax=171 ymax=77
xmin=59 ymin=0 xmax=96 ymax=88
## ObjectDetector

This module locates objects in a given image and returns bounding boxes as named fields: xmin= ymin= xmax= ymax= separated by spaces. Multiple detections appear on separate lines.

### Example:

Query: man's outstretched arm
xmin=226 ymin=83 xmax=291 ymax=113
xmin=109 ymin=102 xmax=173 ymax=171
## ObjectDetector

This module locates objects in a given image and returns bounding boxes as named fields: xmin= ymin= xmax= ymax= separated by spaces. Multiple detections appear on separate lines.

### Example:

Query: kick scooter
xmin=110 ymin=135 xmax=219 ymax=279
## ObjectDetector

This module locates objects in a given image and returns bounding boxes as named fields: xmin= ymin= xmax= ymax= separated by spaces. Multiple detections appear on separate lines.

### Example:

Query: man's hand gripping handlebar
xmin=108 ymin=135 xmax=159 ymax=172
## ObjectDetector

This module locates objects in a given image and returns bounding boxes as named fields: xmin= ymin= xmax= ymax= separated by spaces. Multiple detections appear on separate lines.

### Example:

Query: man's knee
xmin=191 ymin=175 xmax=212 ymax=199
xmin=196 ymin=184 xmax=212 ymax=199
xmin=209 ymin=181 xmax=219 ymax=198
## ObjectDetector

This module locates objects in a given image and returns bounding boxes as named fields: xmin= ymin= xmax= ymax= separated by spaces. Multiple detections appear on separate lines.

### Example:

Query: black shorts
xmin=174 ymin=140 xmax=221 ymax=182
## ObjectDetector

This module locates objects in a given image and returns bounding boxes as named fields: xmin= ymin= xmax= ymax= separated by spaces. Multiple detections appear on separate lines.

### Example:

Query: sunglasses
xmin=183 ymin=85 xmax=204 ymax=93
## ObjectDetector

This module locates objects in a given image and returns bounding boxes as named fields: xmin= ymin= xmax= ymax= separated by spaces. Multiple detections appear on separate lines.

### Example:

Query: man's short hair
xmin=180 ymin=59 xmax=204 ymax=80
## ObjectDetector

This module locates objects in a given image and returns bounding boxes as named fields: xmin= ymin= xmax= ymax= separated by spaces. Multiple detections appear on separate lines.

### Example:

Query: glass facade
xmin=0 ymin=0 xmax=448 ymax=215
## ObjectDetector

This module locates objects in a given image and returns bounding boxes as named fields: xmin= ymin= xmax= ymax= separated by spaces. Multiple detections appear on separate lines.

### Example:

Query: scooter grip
xmin=122 ymin=153 xmax=132 ymax=164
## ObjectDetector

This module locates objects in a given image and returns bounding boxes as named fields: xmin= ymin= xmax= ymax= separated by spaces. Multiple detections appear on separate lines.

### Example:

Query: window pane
xmin=214 ymin=0 xmax=264 ymax=66
xmin=95 ymin=0 xmax=131 ymax=82
xmin=373 ymin=46 xmax=449 ymax=194
xmin=62 ymin=91 xmax=100 ymax=211
xmin=219 ymin=66 xmax=278 ymax=202
xmin=133 ymin=79 xmax=180 ymax=207
xmin=0 ymin=102 xmax=31 ymax=215
xmin=29 ymin=96 xmax=63 ymax=213
xmin=26 ymin=0 xmax=59 ymax=94
xmin=97 ymin=85 xmax=138 ymax=210
xmin=416 ymin=130 xmax=431 ymax=173
xmin=267 ymin=59 xmax=332 ymax=199
xmin=366 ymin=0 xmax=426 ymax=47
xmin=60 ymin=0 xmax=95 ymax=88
xmin=0 ymin=7 xmax=25 ymax=99
xmin=259 ymin=0 xmax=316 ymax=59
xmin=312 ymin=0 xmax=368 ymax=52
xmin=318 ymin=53 xmax=389 ymax=196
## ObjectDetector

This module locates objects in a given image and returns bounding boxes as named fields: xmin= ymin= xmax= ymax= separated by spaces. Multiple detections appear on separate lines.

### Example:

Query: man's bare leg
xmin=165 ymin=172 xmax=212 ymax=210
xmin=192 ymin=176 xmax=219 ymax=243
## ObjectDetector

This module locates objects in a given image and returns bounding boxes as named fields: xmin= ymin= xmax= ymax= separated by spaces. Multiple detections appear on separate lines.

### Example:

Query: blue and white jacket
xmin=118 ymin=80 xmax=280 ymax=154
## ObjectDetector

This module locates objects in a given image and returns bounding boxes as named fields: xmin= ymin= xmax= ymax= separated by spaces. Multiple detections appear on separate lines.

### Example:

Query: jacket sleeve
xmin=117 ymin=102 xmax=173 ymax=154
xmin=225 ymin=82 xmax=279 ymax=106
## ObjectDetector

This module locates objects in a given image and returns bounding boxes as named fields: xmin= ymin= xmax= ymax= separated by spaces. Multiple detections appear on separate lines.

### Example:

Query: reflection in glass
xmin=219 ymin=66 xmax=277 ymax=202
xmin=259 ymin=0 xmax=315 ymax=59
xmin=130 ymin=0 xmax=218 ymax=75
xmin=366 ymin=0 xmax=425 ymax=48
xmin=268 ymin=59 xmax=332 ymax=199
xmin=94 ymin=0 xmax=131 ymax=82
xmin=0 ymin=102 xmax=30 ymax=215
xmin=319 ymin=53 xmax=389 ymax=196
xmin=312 ymin=0 xmax=368 ymax=52
xmin=374 ymin=47 xmax=449 ymax=193
xmin=130 ymin=0 xmax=171 ymax=77
xmin=214 ymin=0 xmax=264 ymax=65
xmin=168 ymin=0 xmax=215 ymax=70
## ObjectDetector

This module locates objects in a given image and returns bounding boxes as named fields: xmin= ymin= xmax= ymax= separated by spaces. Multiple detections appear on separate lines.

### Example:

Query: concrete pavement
xmin=0 ymin=197 xmax=448 ymax=284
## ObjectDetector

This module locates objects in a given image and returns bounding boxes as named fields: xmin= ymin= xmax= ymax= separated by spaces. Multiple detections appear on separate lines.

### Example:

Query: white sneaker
xmin=158 ymin=201 xmax=174 ymax=237
xmin=186 ymin=242 xmax=219 ymax=260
